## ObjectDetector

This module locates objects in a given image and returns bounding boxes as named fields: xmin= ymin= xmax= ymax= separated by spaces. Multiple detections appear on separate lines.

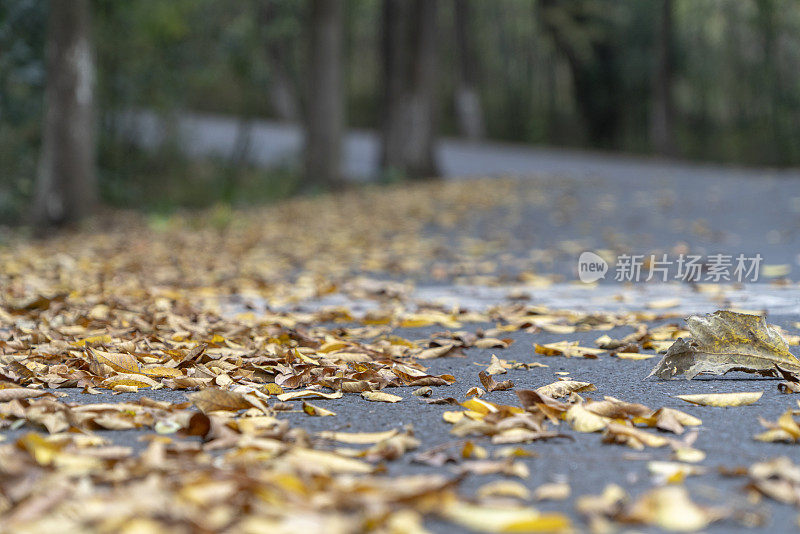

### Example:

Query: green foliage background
xmin=2 ymin=0 xmax=800 ymax=221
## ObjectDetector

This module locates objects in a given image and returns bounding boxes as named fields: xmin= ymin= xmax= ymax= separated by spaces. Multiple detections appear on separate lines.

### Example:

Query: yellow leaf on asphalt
xmin=485 ymin=354 xmax=507 ymax=375
xmin=443 ymin=411 xmax=465 ymax=424
xmin=276 ymin=390 xmax=343 ymax=402
xmin=477 ymin=480 xmax=531 ymax=500
xmin=318 ymin=429 xmax=399 ymax=444
xmin=675 ymin=391 xmax=762 ymax=407
xmin=302 ymin=401 xmax=336 ymax=416
xmin=615 ymin=352 xmax=656 ymax=360
xmin=565 ymin=404 xmax=609 ymax=433
xmin=262 ymin=383 xmax=284 ymax=395
xmin=188 ymin=388 xmax=251 ymax=412
xmin=361 ymin=391 xmax=402 ymax=403
xmin=535 ymin=341 xmax=603 ymax=359
xmin=536 ymin=380 xmax=596 ymax=399
xmin=284 ymin=448 xmax=374 ymax=474
xmin=672 ymin=447 xmax=706 ymax=463
xmin=533 ymin=482 xmax=571 ymax=501
xmin=442 ymin=501 xmax=571 ymax=533
xmin=627 ymin=486 xmax=717 ymax=532
xmin=647 ymin=461 xmax=707 ymax=483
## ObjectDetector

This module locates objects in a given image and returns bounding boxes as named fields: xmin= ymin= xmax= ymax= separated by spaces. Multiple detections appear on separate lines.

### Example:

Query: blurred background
xmin=2 ymin=0 xmax=800 ymax=227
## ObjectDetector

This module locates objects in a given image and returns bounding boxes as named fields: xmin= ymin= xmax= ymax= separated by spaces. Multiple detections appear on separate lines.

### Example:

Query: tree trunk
xmin=540 ymin=0 xmax=622 ymax=148
xmin=304 ymin=0 xmax=344 ymax=188
xmin=33 ymin=0 xmax=96 ymax=229
xmin=453 ymin=0 xmax=485 ymax=140
xmin=262 ymin=1 xmax=300 ymax=122
xmin=380 ymin=0 xmax=440 ymax=179
xmin=650 ymin=0 xmax=675 ymax=156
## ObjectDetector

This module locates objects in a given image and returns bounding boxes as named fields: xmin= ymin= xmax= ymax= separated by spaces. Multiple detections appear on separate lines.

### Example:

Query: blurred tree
xmin=33 ymin=0 xmax=96 ymax=228
xmin=261 ymin=1 xmax=300 ymax=122
xmin=650 ymin=0 xmax=675 ymax=156
xmin=0 ymin=0 xmax=47 ymax=221
xmin=453 ymin=0 xmax=485 ymax=140
xmin=304 ymin=0 xmax=344 ymax=188
xmin=380 ymin=0 xmax=440 ymax=179
xmin=540 ymin=0 xmax=624 ymax=147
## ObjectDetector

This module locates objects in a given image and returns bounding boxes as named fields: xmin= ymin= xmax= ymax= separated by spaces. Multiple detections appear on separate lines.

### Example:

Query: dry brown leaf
xmin=188 ymin=389 xmax=251 ymax=413
xmin=485 ymin=354 xmax=507 ymax=375
xmin=535 ymin=341 xmax=603 ymax=359
xmin=89 ymin=348 xmax=141 ymax=374
xmin=536 ymin=380 xmax=596 ymax=399
xmin=276 ymin=390 xmax=344 ymax=402
xmin=533 ymin=482 xmax=571 ymax=501
xmin=477 ymin=480 xmax=531 ymax=500
xmin=318 ymin=429 xmax=399 ymax=444
xmin=441 ymin=501 xmax=572 ymax=533
xmin=565 ymin=404 xmax=609 ymax=433
xmin=361 ymin=391 xmax=402 ymax=403
xmin=675 ymin=391 xmax=763 ymax=407
xmin=649 ymin=311 xmax=800 ymax=380
xmin=478 ymin=371 xmax=514 ymax=392
xmin=302 ymin=401 xmax=336 ymax=416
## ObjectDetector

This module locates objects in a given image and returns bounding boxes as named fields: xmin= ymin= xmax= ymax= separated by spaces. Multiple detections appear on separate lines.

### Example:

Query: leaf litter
xmin=0 ymin=181 xmax=798 ymax=531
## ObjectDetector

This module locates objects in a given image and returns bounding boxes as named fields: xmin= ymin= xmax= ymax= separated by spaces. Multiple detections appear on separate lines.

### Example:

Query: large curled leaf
xmin=648 ymin=310 xmax=800 ymax=380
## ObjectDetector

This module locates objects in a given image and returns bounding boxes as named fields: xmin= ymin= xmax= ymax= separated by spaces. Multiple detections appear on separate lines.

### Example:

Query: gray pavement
xmin=10 ymin=316 xmax=800 ymax=533
xmin=17 ymin=111 xmax=800 ymax=531
xmin=122 ymin=110 xmax=800 ymax=278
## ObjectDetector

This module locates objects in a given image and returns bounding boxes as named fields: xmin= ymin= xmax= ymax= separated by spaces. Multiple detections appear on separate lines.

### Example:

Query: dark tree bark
xmin=304 ymin=0 xmax=344 ymax=188
xmin=650 ymin=0 xmax=676 ymax=156
xmin=380 ymin=0 xmax=440 ymax=179
xmin=33 ymin=0 xmax=96 ymax=229
xmin=453 ymin=0 xmax=485 ymax=140
xmin=540 ymin=0 xmax=623 ymax=148
xmin=261 ymin=1 xmax=300 ymax=122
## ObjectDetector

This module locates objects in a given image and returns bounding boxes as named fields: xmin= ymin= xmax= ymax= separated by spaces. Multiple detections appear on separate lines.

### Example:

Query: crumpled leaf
xmin=536 ymin=380 xmax=596 ymax=399
xmin=188 ymin=388 xmax=251 ymax=413
xmin=755 ymin=408 xmax=800 ymax=443
xmin=318 ymin=429 xmax=399 ymax=444
xmin=478 ymin=371 xmax=514 ymax=392
xmin=477 ymin=481 xmax=531 ymax=500
xmin=441 ymin=501 xmax=572 ymax=533
xmin=89 ymin=348 xmax=141 ymax=374
xmin=459 ymin=459 xmax=529 ymax=478
xmin=648 ymin=310 xmax=800 ymax=380
xmin=276 ymin=390 xmax=343 ymax=402
xmin=535 ymin=341 xmax=603 ymax=359
xmin=602 ymin=422 xmax=670 ymax=449
xmin=634 ymin=407 xmax=701 ymax=435
xmin=0 ymin=388 xmax=50 ymax=402
xmin=747 ymin=457 xmax=800 ymax=505
xmin=533 ymin=482 xmax=570 ymax=501
xmin=648 ymin=461 xmax=707 ymax=484
xmin=565 ymin=404 xmax=609 ymax=433
xmin=361 ymin=391 xmax=402 ymax=403
xmin=578 ymin=484 xmax=723 ymax=532
xmin=485 ymin=355 xmax=507 ymax=375
xmin=675 ymin=391 xmax=762 ymax=407
xmin=302 ymin=401 xmax=336 ymax=416
xmin=627 ymin=486 xmax=722 ymax=531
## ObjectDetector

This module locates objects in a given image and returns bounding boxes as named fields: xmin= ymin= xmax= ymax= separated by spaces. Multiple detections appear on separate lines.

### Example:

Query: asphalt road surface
xmin=8 ymin=308 xmax=800 ymax=533
xmin=18 ymin=111 xmax=800 ymax=531
xmin=123 ymin=110 xmax=800 ymax=278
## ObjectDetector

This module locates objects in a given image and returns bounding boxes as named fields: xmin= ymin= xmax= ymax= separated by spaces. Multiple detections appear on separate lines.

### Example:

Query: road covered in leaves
xmin=3 ymin=176 xmax=800 ymax=532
